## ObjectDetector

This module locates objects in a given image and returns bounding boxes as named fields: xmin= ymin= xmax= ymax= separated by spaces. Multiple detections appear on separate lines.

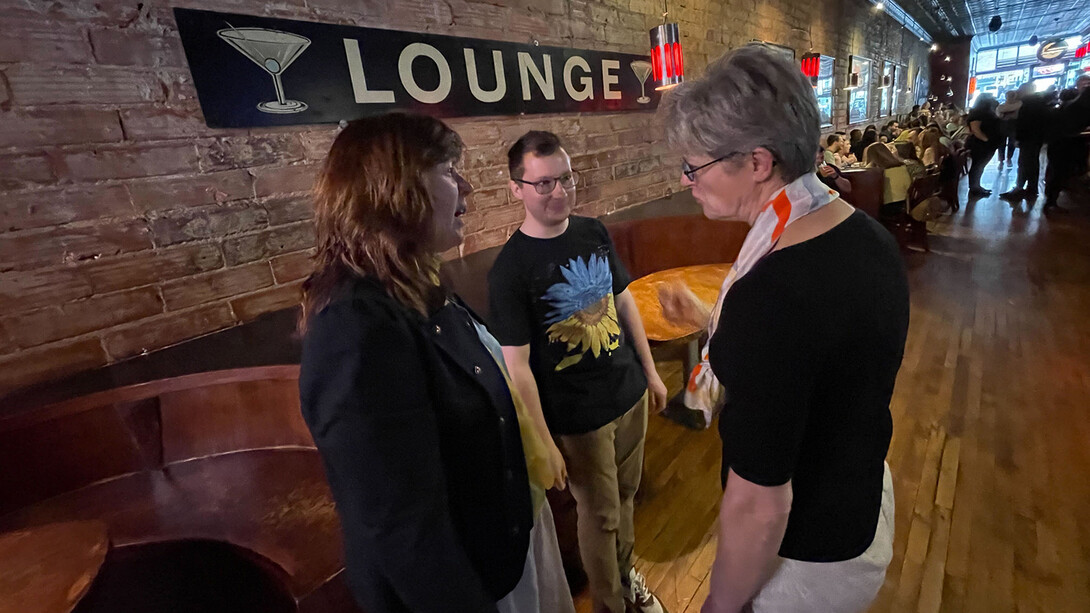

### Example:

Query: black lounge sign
xmin=174 ymin=8 xmax=661 ymax=128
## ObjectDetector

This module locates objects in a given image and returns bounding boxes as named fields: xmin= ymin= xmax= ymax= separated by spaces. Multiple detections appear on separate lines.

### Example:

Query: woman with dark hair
xmin=848 ymin=129 xmax=865 ymax=161
xmin=299 ymin=113 xmax=573 ymax=613
xmin=659 ymin=44 xmax=907 ymax=613
xmin=966 ymin=94 xmax=1000 ymax=196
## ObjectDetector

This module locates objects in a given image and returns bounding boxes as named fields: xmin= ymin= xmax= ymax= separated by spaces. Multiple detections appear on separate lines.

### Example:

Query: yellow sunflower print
xmin=542 ymin=254 xmax=621 ymax=371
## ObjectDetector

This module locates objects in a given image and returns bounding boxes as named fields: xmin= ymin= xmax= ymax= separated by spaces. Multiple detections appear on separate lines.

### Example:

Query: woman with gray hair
xmin=657 ymin=44 xmax=909 ymax=613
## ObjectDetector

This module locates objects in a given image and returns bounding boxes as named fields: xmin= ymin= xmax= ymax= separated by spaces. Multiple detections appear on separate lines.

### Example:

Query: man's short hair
xmin=508 ymin=131 xmax=562 ymax=180
xmin=826 ymin=134 xmax=840 ymax=147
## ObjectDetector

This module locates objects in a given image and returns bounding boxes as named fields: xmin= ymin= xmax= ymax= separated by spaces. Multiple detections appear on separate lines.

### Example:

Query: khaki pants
xmin=555 ymin=394 xmax=648 ymax=613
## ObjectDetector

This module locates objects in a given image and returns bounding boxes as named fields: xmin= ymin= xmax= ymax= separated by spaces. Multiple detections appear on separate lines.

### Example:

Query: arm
xmin=615 ymin=288 xmax=668 ymax=414
xmin=501 ymin=344 xmax=568 ymax=490
xmin=701 ymin=472 xmax=793 ymax=613
xmin=300 ymin=301 xmax=497 ymax=612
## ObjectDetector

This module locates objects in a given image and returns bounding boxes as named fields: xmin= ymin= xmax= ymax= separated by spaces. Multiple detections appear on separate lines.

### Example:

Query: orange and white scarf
xmin=683 ymin=173 xmax=840 ymax=425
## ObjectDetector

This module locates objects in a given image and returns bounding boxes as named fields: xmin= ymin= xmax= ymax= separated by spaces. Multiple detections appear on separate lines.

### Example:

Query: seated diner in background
xmin=863 ymin=143 xmax=912 ymax=218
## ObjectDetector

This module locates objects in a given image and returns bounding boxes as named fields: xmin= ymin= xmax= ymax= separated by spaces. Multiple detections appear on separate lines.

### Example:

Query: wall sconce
xmin=650 ymin=22 xmax=684 ymax=90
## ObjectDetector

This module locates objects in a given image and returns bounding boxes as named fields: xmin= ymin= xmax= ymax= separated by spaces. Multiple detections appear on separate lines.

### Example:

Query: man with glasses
xmin=487 ymin=131 xmax=667 ymax=613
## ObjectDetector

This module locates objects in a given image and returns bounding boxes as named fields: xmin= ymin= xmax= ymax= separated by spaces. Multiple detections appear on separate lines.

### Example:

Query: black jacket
xmin=299 ymin=275 xmax=532 ymax=613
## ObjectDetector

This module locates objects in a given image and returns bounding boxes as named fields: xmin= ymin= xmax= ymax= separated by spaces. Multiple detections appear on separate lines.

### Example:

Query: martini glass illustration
xmin=218 ymin=26 xmax=311 ymax=114
xmin=630 ymin=60 xmax=653 ymax=104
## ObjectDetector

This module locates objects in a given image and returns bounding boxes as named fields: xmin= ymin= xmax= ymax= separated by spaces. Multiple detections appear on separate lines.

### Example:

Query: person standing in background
xmin=996 ymin=90 xmax=1021 ymax=168
xmin=965 ymin=95 xmax=1000 ymax=197
xmin=1042 ymin=77 xmax=1090 ymax=210
xmin=1001 ymin=83 xmax=1050 ymax=203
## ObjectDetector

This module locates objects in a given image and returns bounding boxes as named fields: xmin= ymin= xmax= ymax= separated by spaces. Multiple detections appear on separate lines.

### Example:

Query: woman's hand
xmin=546 ymin=441 xmax=568 ymax=491
xmin=658 ymin=282 xmax=712 ymax=330
xmin=818 ymin=164 xmax=837 ymax=179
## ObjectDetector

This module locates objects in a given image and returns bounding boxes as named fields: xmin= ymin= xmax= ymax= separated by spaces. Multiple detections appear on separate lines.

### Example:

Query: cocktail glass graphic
xmin=630 ymin=60 xmax=653 ymax=104
xmin=217 ymin=26 xmax=311 ymax=114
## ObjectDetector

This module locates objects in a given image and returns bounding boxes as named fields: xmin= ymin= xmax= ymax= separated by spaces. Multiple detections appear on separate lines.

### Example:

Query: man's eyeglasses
xmin=514 ymin=172 xmax=579 ymax=195
xmin=681 ymin=152 xmax=743 ymax=182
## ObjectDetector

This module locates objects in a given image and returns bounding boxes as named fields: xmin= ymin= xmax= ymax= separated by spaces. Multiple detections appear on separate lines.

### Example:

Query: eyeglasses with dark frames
xmin=513 ymin=171 xmax=579 ymax=195
xmin=681 ymin=152 xmax=744 ymax=182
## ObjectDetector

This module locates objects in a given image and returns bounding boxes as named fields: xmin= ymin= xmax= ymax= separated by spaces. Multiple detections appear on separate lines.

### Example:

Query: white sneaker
xmin=623 ymin=567 xmax=667 ymax=613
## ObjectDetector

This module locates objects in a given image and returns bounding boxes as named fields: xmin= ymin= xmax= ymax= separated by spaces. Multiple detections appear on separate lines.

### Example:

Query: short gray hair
xmin=661 ymin=43 xmax=821 ymax=182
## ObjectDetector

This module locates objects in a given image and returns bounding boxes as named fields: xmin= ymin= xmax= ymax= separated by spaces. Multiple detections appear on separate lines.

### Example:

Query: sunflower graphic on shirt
xmin=542 ymin=253 xmax=621 ymax=371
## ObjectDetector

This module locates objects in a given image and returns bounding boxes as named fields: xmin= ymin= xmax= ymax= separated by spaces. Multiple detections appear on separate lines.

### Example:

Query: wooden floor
xmin=578 ymin=161 xmax=1090 ymax=612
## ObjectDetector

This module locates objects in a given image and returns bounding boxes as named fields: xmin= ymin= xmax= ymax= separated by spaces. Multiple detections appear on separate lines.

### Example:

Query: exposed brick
xmin=4 ymin=64 xmax=167 ymax=105
xmin=270 ymin=249 xmax=315 ymax=284
xmin=581 ymin=166 xmax=614 ymax=186
xmin=222 ymin=222 xmax=314 ymax=266
xmin=468 ymin=187 xmax=509 ymax=211
xmin=262 ymin=195 xmax=314 ymax=226
xmin=198 ymin=134 xmax=307 ymax=172
xmin=0 ymin=337 xmax=108 ymax=395
xmin=479 ymin=204 xmax=526 ymax=228
xmin=0 ymin=17 xmax=94 ymax=64
xmin=3 ymin=286 xmax=164 ymax=348
xmin=252 ymin=164 xmax=318 ymax=197
xmin=103 ymin=302 xmax=237 ymax=360
xmin=230 ymin=281 xmax=304 ymax=322
xmin=89 ymin=29 xmax=187 ymax=67
xmin=445 ymin=120 xmax=501 ymax=147
xmin=0 ymin=219 xmax=152 ymax=272
xmin=0 ymin=153 xmax=56 ymax=190
xmin=462 ymin=226 xmax=511 ymax=253
xmin=0 ymin=268 xmax=94 ymax=314
xmin=81 ymin=242 xmax=224 ymax=293
xmin=304 ymin=0 xmax=386 ymax=17
xmin=2 ymin=185 xmax=134 ymax=232
xmin=149 ymin=202 xmax=269 ymax=247
xmin=62 ymin=143 xmax=200 ymax=181
xmin=119 ymin=104 xmax=231 ymax=141
xmin=465 ymin=166 xmax=511 ymax=190
xmin=127 ymin=170 xmax=254 ymax=213
xmin=299 ymin=129 xmax=337 ymax=161
xmin=0 ymin=108 xmax=123 ymax=148
xmin=161 ymin=262 xmax=275 ymax=310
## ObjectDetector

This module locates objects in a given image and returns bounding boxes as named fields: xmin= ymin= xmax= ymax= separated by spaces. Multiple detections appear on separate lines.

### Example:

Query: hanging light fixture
xmin=650 ymin=0 xmax=684 ymax=90
xmin=800 ymin=53 xmax=821 ymax=86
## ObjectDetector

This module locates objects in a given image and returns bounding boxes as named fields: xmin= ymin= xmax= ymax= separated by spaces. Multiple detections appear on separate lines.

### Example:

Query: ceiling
xmin=894 ymin=0 xmax=1090 ymax=48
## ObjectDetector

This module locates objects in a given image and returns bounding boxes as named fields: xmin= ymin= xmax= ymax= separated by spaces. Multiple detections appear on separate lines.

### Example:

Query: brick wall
xmin=0 ymin=0 xmax=929 ymax=393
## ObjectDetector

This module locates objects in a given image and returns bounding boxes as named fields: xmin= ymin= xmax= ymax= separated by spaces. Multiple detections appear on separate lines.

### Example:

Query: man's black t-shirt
xmin=710 ymin=210 xmax=909 ymax=563
xmin=487 ymin=216 xmax=647 ymax=436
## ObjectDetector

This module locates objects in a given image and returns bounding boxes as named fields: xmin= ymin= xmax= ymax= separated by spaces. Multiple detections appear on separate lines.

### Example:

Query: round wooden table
xmin=628 ymin=263 xmax=732 ymax=342
xmin=0 ymin=520 xmax=109 ymax=613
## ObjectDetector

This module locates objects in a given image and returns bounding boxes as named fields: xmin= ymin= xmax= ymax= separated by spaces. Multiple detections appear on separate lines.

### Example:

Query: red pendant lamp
xmin=650 ymin=0 xmax=684 ymax=90
xmin=801 ymin=53 xmax=821 ymax=86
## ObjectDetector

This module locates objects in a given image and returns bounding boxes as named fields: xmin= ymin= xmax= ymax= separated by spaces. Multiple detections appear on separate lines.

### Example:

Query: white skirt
xmin=497 ymin=499 xmax=577 ymax=613
xmin=750 ymin=462 xmax=895 ymax=613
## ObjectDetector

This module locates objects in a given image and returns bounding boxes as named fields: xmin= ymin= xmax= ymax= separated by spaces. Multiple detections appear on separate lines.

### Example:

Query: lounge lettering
xmin=175 ymin=8 xmax=659 ymax=128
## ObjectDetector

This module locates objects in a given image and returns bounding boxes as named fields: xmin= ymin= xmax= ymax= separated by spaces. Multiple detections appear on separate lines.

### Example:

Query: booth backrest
xmin=606 ymin=214 xmax=751 ymax=280
xmin=0 ymin=366 xmax=307 ymax=517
